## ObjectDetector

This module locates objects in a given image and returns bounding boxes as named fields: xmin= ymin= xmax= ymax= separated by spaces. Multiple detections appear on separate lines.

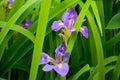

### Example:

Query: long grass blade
xmin=29 ymin=0 xmax=51 ymax=80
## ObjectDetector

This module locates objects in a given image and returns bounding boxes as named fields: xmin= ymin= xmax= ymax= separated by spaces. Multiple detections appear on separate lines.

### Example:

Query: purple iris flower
xmin=52 ymin=8 xmax=78 ymax=33
xmin=40 ymin=42 xmax=70 ymax=76
xmin=80 ymin=26 xmax=88 ymax=38
xmin=8 ymin=0 xmax=14 ymax=5
xmin=20 ymin=19 xmax=32 ymax=28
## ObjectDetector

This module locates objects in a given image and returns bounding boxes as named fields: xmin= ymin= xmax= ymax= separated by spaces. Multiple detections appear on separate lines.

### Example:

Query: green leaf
xmin=78 ymin=1 xmax=105 ymax=80
xmin=0 ymin=0 xmax=38 ymax=45
xmin=7 ymin=0 xmax=25 ymax=20
xmin=105 ymin=31 xmax=120 ymax=48
xmin=88 ymin=56 xmax=118 ymax=80
xmin=71 ymin=64 xmax=90 ymax=80
xmin=106 ymin=13 xmax=120 ymax=29
xmin=112 ymin=54 xmax=120 ymax=80
xmin=29 ymin=0 xmax=51 ymax=80
xmin=0 ymin=21 xmax=35 ymax=43
xmin=91 ymin=1 xmax=103 ymax=36
xmin=67 ymin=0 xmax=92 ymax=54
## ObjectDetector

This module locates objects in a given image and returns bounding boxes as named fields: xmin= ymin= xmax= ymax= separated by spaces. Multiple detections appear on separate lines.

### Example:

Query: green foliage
xmin=106 ymin=13 xmax=120 ymax=29
xmin=0 ymin=0 xmax=120 ymax=80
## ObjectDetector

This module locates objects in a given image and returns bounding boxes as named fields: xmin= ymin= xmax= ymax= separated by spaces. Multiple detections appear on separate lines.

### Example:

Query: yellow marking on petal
xmin=25 ymin=23 xmax=29 ymax=26
xmin=59 ymin=22 xmax=64 ymax=26
xmin=58 ymin=63 xmax=62 ymax=68
xmin=80 ymin=27 xmax=84 ymax=30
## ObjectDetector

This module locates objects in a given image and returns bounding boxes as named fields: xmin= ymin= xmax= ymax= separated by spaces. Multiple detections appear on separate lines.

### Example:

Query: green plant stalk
xmin=29 ymin=0 xmax=51 ymax=80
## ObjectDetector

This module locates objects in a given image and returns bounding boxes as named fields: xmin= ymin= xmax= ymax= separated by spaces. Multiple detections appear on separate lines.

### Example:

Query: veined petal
xmin=55 ymin=41 xmax=66 ymax=58
xmin=40 ymin=52 xmax=51 ymax=64
xmin=51 ymin=20 xmax=64 ymax=32
xmin=42 ymin=64 xmax=54 ymax=71
xmin=80 ymin=26 xmax=88 ymax=38
xmin=54 ymin=63 xmax=69 ymax=77
xmin=62 ymin=8 xmax=78 ymax=26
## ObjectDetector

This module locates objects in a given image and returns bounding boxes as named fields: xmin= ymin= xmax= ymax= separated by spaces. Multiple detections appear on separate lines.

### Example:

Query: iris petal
xmin=51 ymin=20 xmax=64 ymax=32
xmin=80 ymin=26 xmax=88 ymax=38
xmin=40 ymin=52 xmax=50 ymax=64
xmin=21 ymin=19 xmax=32 ymax=28
xmin=8 ymin=0 xmax=14 ymax=5
xmin=42 ymin=64 xmax=54 ymax=71
xmin=55 ymin=41 xmax=66 ymax=59
xmin=62 ymin=8 xmax=78 ymax=26
xmin=63 ymin=52 xmax=70 ymax=62
xmin=54 ymin=63 xmax=69 ymax=77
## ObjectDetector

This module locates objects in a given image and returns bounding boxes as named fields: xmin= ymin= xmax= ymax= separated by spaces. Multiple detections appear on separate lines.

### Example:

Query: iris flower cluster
xmin=40 ymin=41 xmax=70 ymax=76
xmin=40 ymin=8 xmax=88 ymax=76
xmin=52 ymin=8 xmax=88 ymax=39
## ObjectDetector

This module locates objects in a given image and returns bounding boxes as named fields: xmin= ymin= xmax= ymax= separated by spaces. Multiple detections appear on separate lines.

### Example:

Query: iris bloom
xmin=80 ymin=26 xmax=88 ymax=38
xmin=52 ymin=8 xmax=77 ymax=33
xmin=52 ymin=8 xmax=88 ymax=38
xmin=40 ymin=42 xmax=70 ymax=76
xmin=8 ymin=0 xmax=14 ymax=5
xmin=20 ymin=19 xmax=32 ymax=28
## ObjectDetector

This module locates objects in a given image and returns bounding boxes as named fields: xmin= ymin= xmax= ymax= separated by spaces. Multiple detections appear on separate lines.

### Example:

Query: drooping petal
xmin=8 ymin=0 xmax=14 ymax=5
xmin=42 ymin=64 xmax=54 ymax=71
xmin=40 ymin=52 xmax=51 ymax=64
xmin=80 ymin=26 xmax=88 ymax=38
xmin=63 ymin=52 xmax=70 ymax=62
xmin=62 ymin=8 xmax=78 ymax=26
xmin=53 ymin=63 xmax=69 ymax=77
xmin=55 ymin=41 xmax=66 ymax=58
xmin=21 ymin=19 xmax=32 ymax=28
xmin=51 ymin=20 xmax=65 ymax=32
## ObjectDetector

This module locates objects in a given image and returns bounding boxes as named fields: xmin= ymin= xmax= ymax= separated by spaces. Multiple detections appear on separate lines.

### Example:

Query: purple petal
xmin=80 ymin=26 xmax=88 ymax=38
xmin=21 ymin=19 xmax=32 ymax=28
xmin=55 ymin=41 xmax=66 ymax=58
xmin=51 ymin=20 xmax=64 ymax=32
xmin=54 ymin=63 xmax=69 ymax=76
xmin=8 ymin=0 xmax=14 ymax=5
xmin=63 ymin=52 xmax=70 ymax=62
xmin=42 ymin=64 xmax=54 ymax=71
xmin=40 ymin=52 xmax=51 ymax=64
xmin=62 ymin=8 xmax=78 ymax=26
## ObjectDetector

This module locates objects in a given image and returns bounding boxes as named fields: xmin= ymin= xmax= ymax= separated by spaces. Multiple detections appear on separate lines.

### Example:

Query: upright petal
xmin=62 ymin=8 xmax=78 ymax=26
xmin=21 ymin=19 xmax=32 ymax=28
xmin=55 ymin=41 xmax=66 ymax=58
xmin=54 ymin=63 xmax=69 ymax=77
xmin=51 ymin=20 xmax=65 ymax=32
xmin=42 ymin=64 xmax=54 ymax=71
xmin=40 ymin=52 xmax=50 ymax=64
xmin=63 ymin=52 xmax=70 ymax=62
xmin=80 ymin=26 xmax=88 ymax=38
